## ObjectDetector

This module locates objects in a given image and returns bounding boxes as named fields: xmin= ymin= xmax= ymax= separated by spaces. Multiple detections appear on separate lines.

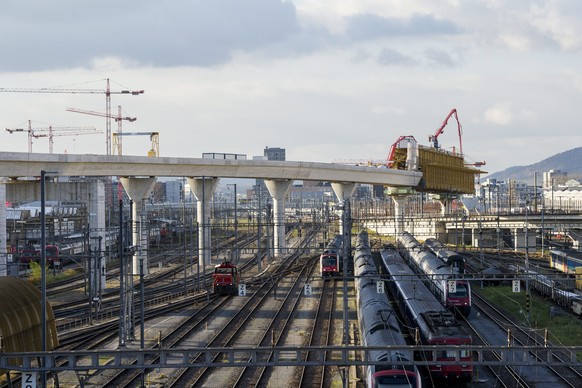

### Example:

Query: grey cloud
xmin=377 ymin=48 xmax=418 ymax=66
xmin=0 ymin=0 xmax=301 ymax=71
xmin=345 ymin=13 xmax=460 ymax=41
xmin=424 ymin=48 xmax=458 ymax=67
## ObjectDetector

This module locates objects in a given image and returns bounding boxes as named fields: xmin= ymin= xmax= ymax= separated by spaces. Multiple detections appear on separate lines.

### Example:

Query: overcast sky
xmin=1 ymin=0 xmax=581 ymax=176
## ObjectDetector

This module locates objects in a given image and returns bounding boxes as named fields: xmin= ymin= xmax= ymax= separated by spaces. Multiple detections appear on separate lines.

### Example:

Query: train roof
xmin=381 ymin=248 xmax=471 ymax=343
xmin=214 ymin=261 xmax=237 ymax=269
xmin=382 ymin=249 xmax=447 ymax=314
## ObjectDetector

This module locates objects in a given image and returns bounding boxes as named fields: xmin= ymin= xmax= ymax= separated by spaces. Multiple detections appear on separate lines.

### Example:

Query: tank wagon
xmin=354 ymin=231 xmax=422 ymax=388
xmin=320 ymin=234 xmax=343 ymax=278
xmin=381 ymin=247 xmax=473 ymax=383
xmin=397 ymin=232 xmax=471 ymax=316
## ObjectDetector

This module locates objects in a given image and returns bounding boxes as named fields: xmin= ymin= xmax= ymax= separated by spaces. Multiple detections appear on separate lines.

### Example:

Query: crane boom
xmin=0 ymin=78 xmax=143 ymax=155
xmin=429 ymin=108 xmax=463 ymax=155
xmin=66 ymin=107 xmax=137 ymax=122
xmin=6 ymin=120 xmax=101 ymax=153
xmin=67 ymin=106 xmax=137 ymax=155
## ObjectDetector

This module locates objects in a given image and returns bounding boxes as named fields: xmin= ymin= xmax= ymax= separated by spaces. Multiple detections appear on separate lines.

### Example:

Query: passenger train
xmin=396 ymin=232 xmax=471 ymax=316
xmin=354 ymin=231 xmax=422 ymax=388
xmin=18 ymin=243 xmax=61 ymax=267
xmin=320 ymin=235 xmax=343 ymax=278
xmin=381 ymin=246 xmax=473 ymax=383
xmin=423 ymin=238 xmax=466 ymax=274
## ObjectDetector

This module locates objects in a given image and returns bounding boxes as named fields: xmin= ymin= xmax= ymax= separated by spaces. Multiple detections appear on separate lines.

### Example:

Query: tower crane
xmin=0 ymin=78 xmax=144 ymax=155
xmin=429 ymin=108 xmax=463 ymax=155
xmin=67 ymin=106 xmax=136 ymax=156
xmin=5 ymin=120 xmax=101 ymax=153
xmin=112 ymin=132 xmax=159 ymax=157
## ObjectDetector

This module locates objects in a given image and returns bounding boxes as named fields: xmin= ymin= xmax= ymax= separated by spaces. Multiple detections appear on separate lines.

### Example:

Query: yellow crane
xmin=112 ymin=132 xmax=159 ymax=157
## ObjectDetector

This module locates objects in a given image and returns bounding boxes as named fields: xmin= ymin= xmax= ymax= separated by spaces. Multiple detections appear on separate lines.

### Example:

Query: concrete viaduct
xmin=0 ymin=152 xmax=422 ymax=276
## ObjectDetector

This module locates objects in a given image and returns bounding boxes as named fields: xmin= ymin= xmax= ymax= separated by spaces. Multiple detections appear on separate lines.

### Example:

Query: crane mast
xmin=5 ymin=120 xmax=101 ymax=153
xmin=67 ymin=105 xmax=136 ymax=156
xmin=0 ymin=78 xmax=143 ymax=155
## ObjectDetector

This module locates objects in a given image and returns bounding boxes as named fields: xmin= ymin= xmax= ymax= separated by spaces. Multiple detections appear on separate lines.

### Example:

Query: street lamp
xmin=40 ymin=169 xmax=57 ymax=386
xmin=525 ymin=199 xmax=531 ymax=320
xmin=227 ymin=184 xmax=238 ymax=263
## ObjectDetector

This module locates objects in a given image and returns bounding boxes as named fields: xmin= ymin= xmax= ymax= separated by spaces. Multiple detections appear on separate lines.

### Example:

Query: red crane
xmin=386 ymin=135 xmax=416 ymax=167
xmin=0 ymin=79 xmax=143 ymax=155
xmin=67 ymin=106 xmax=136 ymax=155
xmin=429 ymin=108 xmax=463 ymax=155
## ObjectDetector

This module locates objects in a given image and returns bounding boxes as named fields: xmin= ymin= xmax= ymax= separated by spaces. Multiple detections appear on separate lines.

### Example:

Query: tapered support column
xmin=437 ymin=200 xmax=449 ymax=217
xmin=392 ymin=196 xmax=406 ymax=235
xmin=331 ymin=182 xmax=357 ymax=237
xmin=0 ymin=182 xmax=6 ymax=276
xmin=264 ymin=179 xmax=293 ymax=257
xmin=88 ymin=180 xmax=106 ymax=289
xmin=188 ymin=177 xmax=219 ymax=266
xmin=120 ymin=177 xmax=156 ymax=275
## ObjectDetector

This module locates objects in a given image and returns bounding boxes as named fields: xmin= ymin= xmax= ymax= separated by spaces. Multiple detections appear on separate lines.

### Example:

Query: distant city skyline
xmin=1 ymin=1 xmax=581 ymax=175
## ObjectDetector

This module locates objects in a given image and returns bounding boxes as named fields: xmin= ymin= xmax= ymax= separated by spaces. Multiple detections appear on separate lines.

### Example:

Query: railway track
xmin=468 ymin=293 xmax=582 ymax=387
xmin=460 ymin=251 xmax=582 ymax=387
xmin=80 ymin=227 xmax=321 ymax=387
xmin=296 ymin=278 xmax=337 ymax=388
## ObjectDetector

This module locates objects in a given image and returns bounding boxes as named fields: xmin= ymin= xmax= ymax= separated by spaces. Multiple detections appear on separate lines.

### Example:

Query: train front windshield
xmin=215 ymin=267 xmax=235 ymax=275
xmin=449 ymin=282 xmax=468 ymax=298
xmin=375 ymin=374 xmax=418 ymax=387
xmin=321 ymin=256 xmax=337 ymax=267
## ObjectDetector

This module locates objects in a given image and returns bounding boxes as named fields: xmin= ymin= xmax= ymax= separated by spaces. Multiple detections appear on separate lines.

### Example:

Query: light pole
xmin=227 ymin=184 xmax=238 ymax=263
xmin=525 ymin=199 xmax=531 ymax=320
xmin=40 ymin=169 xmax=57 ymax=386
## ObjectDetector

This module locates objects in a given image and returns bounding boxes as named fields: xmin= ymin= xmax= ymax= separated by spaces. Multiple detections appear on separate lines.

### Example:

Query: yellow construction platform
xmin=393 ymin=146 xmax=483 ymax=194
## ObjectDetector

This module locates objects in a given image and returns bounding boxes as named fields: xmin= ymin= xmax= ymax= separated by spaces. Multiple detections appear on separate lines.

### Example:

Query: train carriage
xmin=381 ymin=247 xmax=473 ymax=383
xmin=397 ymin=232 xmax=471 ymax=316
xmin=354 ymin=231 xmax=422 ymax=388
xmin=320 ymin=235 xmax=343 ymax=277
xmin=424 ymin=237 xmax=466 ymax=274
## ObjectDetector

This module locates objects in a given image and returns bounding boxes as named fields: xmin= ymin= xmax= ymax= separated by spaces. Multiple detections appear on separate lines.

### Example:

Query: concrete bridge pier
xmin=437 ymin=199 xmax=449 ymax=217
xmin=512 ymin=227 xmax=536 ymax=253
xmin=331 ymin=182 xmax=357 ymax=237
xmin=120 ymin=177 xmax=157 ymax=275
xmin=0 ymin=182 xmax=6 ymax=276
xmin=265 ymin=179 xmax=293 ymax=257
xmin=392 ymin=196 xmax=407 ymax=235
xmin=188 ymin=177 xmax=219 ymax=266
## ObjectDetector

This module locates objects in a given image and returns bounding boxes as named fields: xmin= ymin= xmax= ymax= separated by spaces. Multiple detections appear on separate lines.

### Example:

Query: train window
xmin=322 ymin=256 xmax=337 ymax=266
xmin=215 ymin=267 xmax=233 ymax=274
xmin=449 ymin=283 xmax=468 ymax=297
xmin=376 ymin=374 xmax=417 ymax=387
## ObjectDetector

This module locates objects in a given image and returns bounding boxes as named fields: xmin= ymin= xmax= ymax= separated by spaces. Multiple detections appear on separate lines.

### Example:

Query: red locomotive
xmin=212 ymin=261 xmax=240 ymax=295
